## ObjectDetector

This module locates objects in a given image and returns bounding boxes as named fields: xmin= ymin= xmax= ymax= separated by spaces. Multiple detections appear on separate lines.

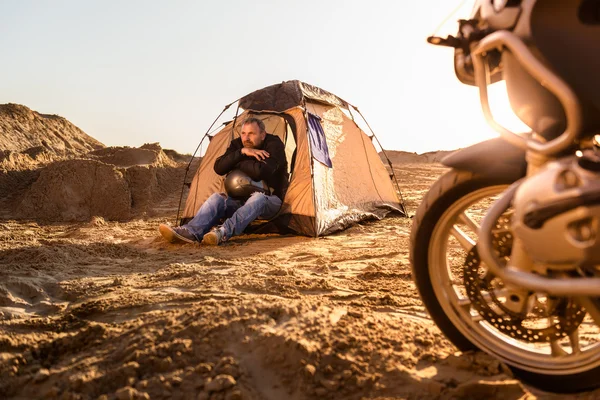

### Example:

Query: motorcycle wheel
xmin=410 ymin=169 xmax=600 ymax=393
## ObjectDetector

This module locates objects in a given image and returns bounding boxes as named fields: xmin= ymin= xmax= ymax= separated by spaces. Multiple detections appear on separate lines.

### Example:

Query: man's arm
xmin=237 ymin=136 xmax=285 ymax=181
xmin=214 ymin=139 xmax=244 ymax=176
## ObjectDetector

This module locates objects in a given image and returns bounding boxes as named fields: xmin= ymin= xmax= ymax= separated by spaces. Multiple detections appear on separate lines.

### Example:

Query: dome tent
xmin=179 ymin=80 xmax=407 ymax=237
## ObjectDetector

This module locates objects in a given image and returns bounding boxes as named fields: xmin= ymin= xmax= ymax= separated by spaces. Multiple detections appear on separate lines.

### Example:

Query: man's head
xmin=240 ymin=117 xmax=266 ymax=149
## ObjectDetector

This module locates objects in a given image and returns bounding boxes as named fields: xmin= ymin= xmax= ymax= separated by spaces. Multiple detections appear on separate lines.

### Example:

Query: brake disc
xmin=463 ymin=214 xmax=586 ymax=343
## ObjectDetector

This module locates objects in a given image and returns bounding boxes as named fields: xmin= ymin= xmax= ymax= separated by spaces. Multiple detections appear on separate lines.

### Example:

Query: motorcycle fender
xmin=442 ymin=137 xmax=527 ymax=181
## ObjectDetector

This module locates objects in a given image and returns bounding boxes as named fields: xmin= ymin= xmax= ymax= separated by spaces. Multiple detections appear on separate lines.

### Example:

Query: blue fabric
xmin=307 ymin=113 xmax=332 ymax=168
xmin=183 ymin=192 xmax=282 ymax=241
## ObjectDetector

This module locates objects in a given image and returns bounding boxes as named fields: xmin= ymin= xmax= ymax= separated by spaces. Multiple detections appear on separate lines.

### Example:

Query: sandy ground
xmin=1 ymin=163 xmax=599 ymax=400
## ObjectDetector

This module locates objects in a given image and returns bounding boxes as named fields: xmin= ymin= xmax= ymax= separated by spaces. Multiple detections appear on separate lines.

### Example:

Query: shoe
xmin=159 ymin=224 xmax=198 ymax=244
xmin=202 ymin=226 xmax=226 ymax=246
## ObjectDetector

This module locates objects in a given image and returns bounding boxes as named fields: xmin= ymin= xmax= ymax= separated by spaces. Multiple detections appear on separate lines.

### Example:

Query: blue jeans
xmin=183 ymin=192 xmax=282 ymax=241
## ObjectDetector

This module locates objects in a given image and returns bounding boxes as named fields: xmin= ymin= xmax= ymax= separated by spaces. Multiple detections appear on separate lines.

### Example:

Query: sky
xmin=0 ymin=0 xmax=527 ymax=155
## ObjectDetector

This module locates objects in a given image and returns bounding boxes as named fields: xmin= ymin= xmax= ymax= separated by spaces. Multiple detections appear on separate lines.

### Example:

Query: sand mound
xmin=124 ymin=162 xmax=187 ymax=217
xmin=87 ymin=143 xmax=178 ymax=168
xmin=382 ymin=149 xmax=455 ymax=164
xmin=0 ymin=104 xmax=194 ymax=222
xmin=0 ymin=150 xmax=43 ymax=172
xmin=0 ymin=104 xmax=104 ymax=157
xmin=18 ymin=159 xmax=132 ymax=221
xmin=15 ymin=143 xmax=192 ymax=222
xmin=163 ymin=148 xmax=196 ymax=164
xmin=0 ymin=104 xmax=109 ymax=214
xmin=0 ymin=132 xmax=204 ymax=222
xmin=0 ymin=169 xmax=41 ymax=219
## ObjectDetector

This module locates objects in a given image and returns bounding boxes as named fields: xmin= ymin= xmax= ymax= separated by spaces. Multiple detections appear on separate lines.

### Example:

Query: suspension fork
xmin=484 ymin=150 xmax=548 ymax=314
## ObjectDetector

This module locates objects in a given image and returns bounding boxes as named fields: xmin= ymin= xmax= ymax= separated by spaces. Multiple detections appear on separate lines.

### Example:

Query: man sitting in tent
xmin=159 ymin=117 xmax=288 ymax=245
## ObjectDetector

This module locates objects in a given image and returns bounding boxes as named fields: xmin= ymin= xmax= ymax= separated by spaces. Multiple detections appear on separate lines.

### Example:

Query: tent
xmin=178 ymin=80 xmax=407 ymax=237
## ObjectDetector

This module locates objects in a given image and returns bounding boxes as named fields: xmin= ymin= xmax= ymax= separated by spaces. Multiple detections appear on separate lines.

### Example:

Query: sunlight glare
xmin=486 ymin=81 xmax=531 ymax=134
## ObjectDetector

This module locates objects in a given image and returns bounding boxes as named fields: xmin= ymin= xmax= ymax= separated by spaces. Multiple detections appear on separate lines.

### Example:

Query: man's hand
xmin=241 ymin=148 xmax=270 ymax=161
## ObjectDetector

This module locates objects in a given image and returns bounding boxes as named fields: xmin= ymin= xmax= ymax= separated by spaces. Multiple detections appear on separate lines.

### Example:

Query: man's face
xmin=240 ymin=121 xmax=266 ymax=149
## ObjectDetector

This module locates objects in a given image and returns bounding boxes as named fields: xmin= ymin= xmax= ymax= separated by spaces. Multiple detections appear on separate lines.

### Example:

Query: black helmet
xmin=224 ymin=169 xmax=270 ymax=199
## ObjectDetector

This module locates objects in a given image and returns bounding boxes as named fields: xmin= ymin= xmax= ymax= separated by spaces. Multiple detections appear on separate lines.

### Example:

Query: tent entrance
xmin=178 ymin=111 xmax=298 ymax=232
xmin=243 ymin=111 xmax=297 ymax=179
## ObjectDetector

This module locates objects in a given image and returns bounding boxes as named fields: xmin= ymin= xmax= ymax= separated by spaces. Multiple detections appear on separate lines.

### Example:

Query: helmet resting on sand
xmin=224 ymin=169 xmax=270 ymax=200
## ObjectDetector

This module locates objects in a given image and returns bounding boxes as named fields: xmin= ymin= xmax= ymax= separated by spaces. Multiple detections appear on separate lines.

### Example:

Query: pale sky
xmin=0 ymin=0 xmax=525 ymax=155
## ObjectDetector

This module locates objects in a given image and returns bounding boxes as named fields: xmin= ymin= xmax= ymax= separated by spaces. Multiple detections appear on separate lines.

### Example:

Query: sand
xmin=0 ymin=104 xmax=103 ymax=158
xmin=2 ymin=142 xmax=194 ymax=223
xmin=2 ymin=162 xmax=599 ymax=400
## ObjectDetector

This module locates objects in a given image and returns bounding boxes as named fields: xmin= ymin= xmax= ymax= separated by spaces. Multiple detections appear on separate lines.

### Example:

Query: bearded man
xmin=159 ymin=117 xmax=288 ymax=245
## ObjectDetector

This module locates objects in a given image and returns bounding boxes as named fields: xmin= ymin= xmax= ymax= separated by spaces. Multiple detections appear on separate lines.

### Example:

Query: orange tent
xmin=180 ymin=80 xmax=406 ymax=236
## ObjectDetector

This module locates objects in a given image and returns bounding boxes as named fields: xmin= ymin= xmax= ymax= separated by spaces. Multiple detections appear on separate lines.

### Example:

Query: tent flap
xmin=307 ymin=113 xmax=333 ymax=168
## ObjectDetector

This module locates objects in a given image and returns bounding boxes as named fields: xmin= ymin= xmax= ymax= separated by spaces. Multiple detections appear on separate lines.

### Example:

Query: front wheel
xmin=410 ymin=169 xmax=600 ymax=393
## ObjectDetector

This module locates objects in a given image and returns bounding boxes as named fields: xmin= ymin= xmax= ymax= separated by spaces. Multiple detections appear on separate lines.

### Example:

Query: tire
xmin=409 ymin=169 xmax=600 ymax=393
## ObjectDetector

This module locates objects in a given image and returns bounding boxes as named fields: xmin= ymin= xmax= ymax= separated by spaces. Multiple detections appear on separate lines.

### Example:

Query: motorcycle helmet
xmin=224 ymin=169 xmax=270 ymax=200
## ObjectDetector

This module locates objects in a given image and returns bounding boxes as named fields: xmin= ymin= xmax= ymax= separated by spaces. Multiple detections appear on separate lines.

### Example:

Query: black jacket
xmin=214 ymin=134 xmax=289 ymax=201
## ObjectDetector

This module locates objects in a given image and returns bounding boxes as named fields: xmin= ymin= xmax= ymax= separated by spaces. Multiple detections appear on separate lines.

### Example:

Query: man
xmin=159 ymin=117 xmax=288 ymax=245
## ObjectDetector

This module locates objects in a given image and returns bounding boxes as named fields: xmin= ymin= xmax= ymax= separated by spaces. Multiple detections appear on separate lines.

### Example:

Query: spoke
xmin=568 ymin=329 xmax=581 ymax=354
xmin=458 ymin=212 xmax=480 ymax=234
xmin=550 ymin=327 xmax=581 ymax=357
xmin=457 ymin=297 xmax=472 ymax=308
xmin=577 ymin=297 xmax=600 ymax=327
xmin=450 ymin=225 xmax=476 ymax=250
xmin=550 ymin=339 xmax=568 ymax=357
xmin=471 ymin=312 xmax=484 ymax=323
xmin=456 ymin=297 xmax=484 ymax=322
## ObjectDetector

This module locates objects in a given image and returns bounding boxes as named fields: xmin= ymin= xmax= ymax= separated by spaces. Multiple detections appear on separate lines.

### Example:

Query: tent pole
xmin=350 ymin=105 xmax=409 ymax=217
xmin=230 ymin=103 xmax=241 ymax=142
xmin=175 ymin=100 xmax=238 ymax=226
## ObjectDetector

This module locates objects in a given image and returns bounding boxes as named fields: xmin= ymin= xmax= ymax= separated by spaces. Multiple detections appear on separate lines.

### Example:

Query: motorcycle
xmin=410 ymin=0 xmax=600 ymax=393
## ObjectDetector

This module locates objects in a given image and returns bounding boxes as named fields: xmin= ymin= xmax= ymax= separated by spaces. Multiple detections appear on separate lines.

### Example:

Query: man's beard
xmin=244 ymin=139 xmax=263 ymax=148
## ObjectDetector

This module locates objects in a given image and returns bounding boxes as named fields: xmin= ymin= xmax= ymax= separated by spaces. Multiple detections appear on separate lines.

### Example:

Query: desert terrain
xmin=1 ymin=105 xmax=599 ymax=400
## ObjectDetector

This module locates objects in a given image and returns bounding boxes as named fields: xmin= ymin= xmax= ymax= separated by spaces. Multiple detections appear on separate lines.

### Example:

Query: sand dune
xmin=381 ymin=149 xmax=455 ymax=165
xmin=0 ymin=104 xmax=103 ymax=170
xmin=0 ymin=106 xmax=197 ymax=222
